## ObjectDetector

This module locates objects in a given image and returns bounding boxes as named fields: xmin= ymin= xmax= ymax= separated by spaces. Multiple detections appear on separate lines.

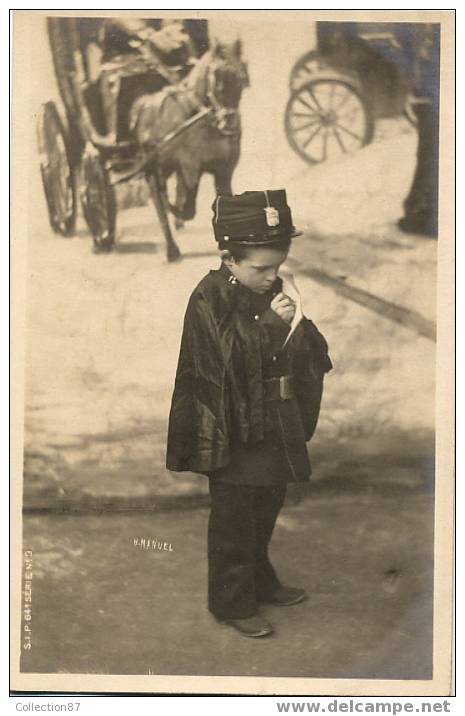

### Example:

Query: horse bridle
xmin=205 ymin=61 xmax=242 ymax=136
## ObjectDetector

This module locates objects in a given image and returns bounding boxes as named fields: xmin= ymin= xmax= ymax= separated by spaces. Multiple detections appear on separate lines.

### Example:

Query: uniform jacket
xmin=166 ymin=264 xmax=332 ymax=474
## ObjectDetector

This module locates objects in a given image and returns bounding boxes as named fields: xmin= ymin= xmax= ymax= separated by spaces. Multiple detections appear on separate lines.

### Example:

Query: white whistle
xmin=278 ymin=265 xmax=304 ymax=349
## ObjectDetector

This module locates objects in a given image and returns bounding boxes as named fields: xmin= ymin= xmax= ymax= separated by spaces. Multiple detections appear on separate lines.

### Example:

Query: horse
xmin=129 ymin=39 xmax=249 ymax=261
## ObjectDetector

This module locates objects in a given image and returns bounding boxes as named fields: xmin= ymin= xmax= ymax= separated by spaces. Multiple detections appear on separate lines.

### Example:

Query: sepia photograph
xmin=11 ymin=9 xmax=454 ymax=696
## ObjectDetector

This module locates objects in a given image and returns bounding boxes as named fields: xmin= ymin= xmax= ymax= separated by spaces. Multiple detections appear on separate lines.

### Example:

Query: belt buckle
xmin=279 ymin=375 xmax=293 ymax=400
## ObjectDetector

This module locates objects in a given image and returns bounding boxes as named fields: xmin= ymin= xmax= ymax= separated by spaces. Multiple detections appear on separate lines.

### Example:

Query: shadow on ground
xmin=24 ymin=418 xmax=434 ymax=511
xmin=20 ymin=487 xmax=433 ymax=680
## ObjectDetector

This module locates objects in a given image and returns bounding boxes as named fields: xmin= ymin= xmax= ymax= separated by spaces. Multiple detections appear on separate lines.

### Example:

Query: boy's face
xmin=225 ymin=246 xmax=289 ymax=294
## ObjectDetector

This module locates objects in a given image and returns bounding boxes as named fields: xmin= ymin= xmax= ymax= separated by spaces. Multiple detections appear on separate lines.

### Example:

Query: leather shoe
xmin=263 ymin=586 xmax=307 ymax=606
xmin=224 ymin=615 xmax=274 ymax=638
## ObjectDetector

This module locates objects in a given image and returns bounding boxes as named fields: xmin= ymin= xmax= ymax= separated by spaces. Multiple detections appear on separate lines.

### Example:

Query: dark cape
xmin=166 ymin=265 xmax=332 ymax=474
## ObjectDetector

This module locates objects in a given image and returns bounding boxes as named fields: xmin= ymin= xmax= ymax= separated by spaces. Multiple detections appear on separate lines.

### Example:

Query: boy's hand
xmin=270 ymin=292 xmax=296 ymax=325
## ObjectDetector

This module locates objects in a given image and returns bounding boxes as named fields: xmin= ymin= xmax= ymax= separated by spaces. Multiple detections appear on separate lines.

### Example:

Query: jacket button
xmin=254 ymin=314 xmax=260 ymax=321
xmin=272 ymin=355 xmax=277 ymax=362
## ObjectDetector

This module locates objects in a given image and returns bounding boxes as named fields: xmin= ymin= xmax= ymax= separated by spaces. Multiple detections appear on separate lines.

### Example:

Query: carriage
xmin=38 ymin=16 xmax=247 ymax=260
xmin=284 ymin=21 xmax=438 ymax=165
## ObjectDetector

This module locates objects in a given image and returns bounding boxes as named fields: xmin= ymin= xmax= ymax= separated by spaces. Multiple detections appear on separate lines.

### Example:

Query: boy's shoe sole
xmin=262 ymin=586 xmax=307 ymax=606
xmin=222 ymin=615 xmax=274 ymax=638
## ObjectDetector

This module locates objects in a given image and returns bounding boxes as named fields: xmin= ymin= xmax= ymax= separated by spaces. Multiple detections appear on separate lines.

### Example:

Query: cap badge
xmin=264 ymin=206 xmax=280 ymax=227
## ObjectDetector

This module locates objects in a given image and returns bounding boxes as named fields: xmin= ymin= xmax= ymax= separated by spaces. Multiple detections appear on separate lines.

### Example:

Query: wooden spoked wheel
xmin=37 ymin=102 xmax=76 ymax=236
xmin=80 ymin=145 xmax=117 ymax=252
xmin=285 ymin=77 xmax=375 ymax=164
xmin=289 ymin=50 xmax=329 ymax=91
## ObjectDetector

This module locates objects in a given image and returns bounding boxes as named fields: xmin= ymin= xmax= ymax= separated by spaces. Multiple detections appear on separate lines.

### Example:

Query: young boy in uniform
xmin=166 ymin=190 xmax=332 ymax=638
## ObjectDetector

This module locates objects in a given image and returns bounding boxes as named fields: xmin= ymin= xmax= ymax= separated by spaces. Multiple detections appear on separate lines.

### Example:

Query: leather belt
xmin=264 ymin=375 xmax=294 ymax=401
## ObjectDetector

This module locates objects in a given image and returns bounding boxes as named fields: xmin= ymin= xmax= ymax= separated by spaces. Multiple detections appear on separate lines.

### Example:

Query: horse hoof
xmin=93 ymin=239 xmax=114 ymax=254
xmin=167 ymin=244 xmax=182 ymax=262
xmin=175 ymin=219 xmax=185 ymax=231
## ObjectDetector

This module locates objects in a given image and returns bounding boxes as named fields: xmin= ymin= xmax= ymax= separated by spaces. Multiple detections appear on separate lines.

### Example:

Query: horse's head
xmin=206 ymin=39 xmax=249 ymax=134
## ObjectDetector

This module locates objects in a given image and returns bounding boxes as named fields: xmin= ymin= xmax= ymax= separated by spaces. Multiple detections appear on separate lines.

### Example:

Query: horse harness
xmin=205 ymin=61 xmax=242 ymax=136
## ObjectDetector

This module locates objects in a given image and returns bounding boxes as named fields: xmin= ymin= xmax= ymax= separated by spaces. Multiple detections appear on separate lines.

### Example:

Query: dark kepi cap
xmin=212 ymin=190 xmax=302 ymax=246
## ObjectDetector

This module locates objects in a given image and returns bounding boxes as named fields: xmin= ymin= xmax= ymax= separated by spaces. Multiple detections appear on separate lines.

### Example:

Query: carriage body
xmin=285 ymin=21 xmax=439 ymax=165
xmin=38 ymin=16 xmax=209 ymax=251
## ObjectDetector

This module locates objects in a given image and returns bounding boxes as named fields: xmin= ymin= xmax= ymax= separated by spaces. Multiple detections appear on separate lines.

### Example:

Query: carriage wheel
xmin=403 ymin=94 xmax=419 ymax=129
xmin=289 ymin=51 xmax=329 ymax=91
xmin=37 ymin=102 xmax=76 ymax=236
xmin=285 ymin=77 xmax=375 ymax=165
xmin=80 ymin=146 xmax=116 ymax=252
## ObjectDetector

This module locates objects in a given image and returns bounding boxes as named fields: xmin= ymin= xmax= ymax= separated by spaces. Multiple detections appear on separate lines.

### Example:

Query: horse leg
xmin=179 ymin=184 xmax=199 ymax=222
xmin=214 ymin=167 xmax=233 ymax=196
xmin=174 ymin=162 xmax=201 ymax=223
xmin=146 ymin=167 xmax=181 ymax=262
xmin=163 ymin=169 xmax=194 ymax=230
xmin=214 ymin=137 xmax=241 ymax=195
xmin=173 ymin=170 xmax=188 ymax=231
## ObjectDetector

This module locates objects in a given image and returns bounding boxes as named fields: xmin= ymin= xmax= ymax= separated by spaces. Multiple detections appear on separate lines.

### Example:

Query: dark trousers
xmin=207 ymin=479 xmax=287 ymax=620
